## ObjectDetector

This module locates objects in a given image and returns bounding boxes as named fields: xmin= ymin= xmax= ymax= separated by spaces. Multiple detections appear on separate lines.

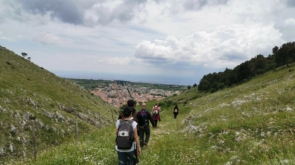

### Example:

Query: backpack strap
xmin=119 ymin=119 xmax=133 ymax=126
xmin=122 ymin=120 xmax=133 ymax=127
xmin=127 ymin=120 xmax=133 ymax=125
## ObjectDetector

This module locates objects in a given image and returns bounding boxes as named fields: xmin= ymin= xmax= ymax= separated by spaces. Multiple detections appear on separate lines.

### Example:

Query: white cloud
xmin=32 ymin=33 xmax=62 ymax=45
xmin=1 ymin=0 xmax=295 ymax=85
xmin=84 ymin=0 xmax=148 ymax=25
xmin=274 ymin=17 xmax=295 ymax=41
xmin=96 ymin=57 xmax=133 ymax=65
xmin=0 ymin=29 xmax=23 ymax=42
xmin=134 ymin=24 xmax=284 ymax=69
xmin=284 ymin=18 xmax=295 ymax=25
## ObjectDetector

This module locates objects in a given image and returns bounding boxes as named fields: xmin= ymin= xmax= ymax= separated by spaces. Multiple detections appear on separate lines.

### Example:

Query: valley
xmin=68 ymin=79 xmax=186 ymax=108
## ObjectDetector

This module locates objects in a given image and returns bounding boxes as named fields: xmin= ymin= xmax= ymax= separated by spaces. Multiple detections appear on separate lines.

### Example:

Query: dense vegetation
xmin=198 ymin=42 xmax=295 ymax=92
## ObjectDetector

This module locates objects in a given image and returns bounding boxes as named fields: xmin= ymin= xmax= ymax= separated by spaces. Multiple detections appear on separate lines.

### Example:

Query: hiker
xmin=152 ymin=103 xmax=161 ymax=128
xmin=116 ymin=107 xmax=141 ymax=165
xmin=173 ymin=105 xmax=179 ymax=119
xmin=136 ymin=103 xmax=154 ymax=148
xmin=118 ymin=99 xmax=138 ymax=123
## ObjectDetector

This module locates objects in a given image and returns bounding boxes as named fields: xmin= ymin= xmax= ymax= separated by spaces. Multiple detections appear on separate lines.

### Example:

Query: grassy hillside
xmin=8 ymin=58 xmax=295 ymax=164
xmin=0 ymin=46 xmax=118 ymax=163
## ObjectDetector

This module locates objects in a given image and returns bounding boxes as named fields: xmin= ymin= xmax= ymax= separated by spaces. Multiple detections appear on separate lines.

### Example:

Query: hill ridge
xmin=0 ymin=46 xmax=116 ymax=163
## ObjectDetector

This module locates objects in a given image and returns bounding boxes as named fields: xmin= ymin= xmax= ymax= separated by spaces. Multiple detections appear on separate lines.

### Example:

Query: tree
xmin=253 ymin=54 xmax=267 ymax=74
xmin=198 ymin=78 xmax=211 ymax=91
xmin=272 ymin=46 xmax=279 ymax=54
xmin=196 ymin=41 xmax=293 ymax=93
xmin=21 ymin=52 xmax=27 ymax=58
xmin=274 ymin=42 xmax=295 ymax=67
xmin=187 ymin=85 xmax=191 ymax=90
xmin=193 ymin=83 xmax=197 ymax=88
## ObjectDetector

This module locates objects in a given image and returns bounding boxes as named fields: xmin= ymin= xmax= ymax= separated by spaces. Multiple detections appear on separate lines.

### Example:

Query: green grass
xmin=3 ymin=46 xmax=295 ymax=164
xmin=0 ymin=47 xmax=117 ymax=163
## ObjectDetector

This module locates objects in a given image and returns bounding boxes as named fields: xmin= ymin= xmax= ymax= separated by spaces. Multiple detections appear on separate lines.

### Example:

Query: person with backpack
xmin=118 ymin=99 xmax=138 ymax=123
xmin=152 ymin=103 xmax=161 ymax=128
xmin=116 ymin=107 xmax=141 ymax=165
xmin=136 ymin=103 xmax=154 ymax=148
xmin=173 ymin=105 xmax=179 ymax=119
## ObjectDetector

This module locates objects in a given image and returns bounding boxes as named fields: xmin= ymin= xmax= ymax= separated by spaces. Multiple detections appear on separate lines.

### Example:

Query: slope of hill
xmin=9 ymin=62 xmax=295 ymax=165
xmin=0 ymin=46 xmax=118 ymax=163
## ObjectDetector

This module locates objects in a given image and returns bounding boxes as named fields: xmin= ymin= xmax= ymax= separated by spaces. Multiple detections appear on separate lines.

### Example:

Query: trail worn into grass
xmin=146 ymin=122 xmax=170 ymax=147
xmin=135 ymin=110 xmax=193 ymax=165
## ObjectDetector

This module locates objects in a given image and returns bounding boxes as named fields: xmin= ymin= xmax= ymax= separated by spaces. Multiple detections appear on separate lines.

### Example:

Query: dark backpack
xmin=140 ymin=110 xmax=148 ymax=125
xmin=116 ymin=119 xmax=134 ymax=149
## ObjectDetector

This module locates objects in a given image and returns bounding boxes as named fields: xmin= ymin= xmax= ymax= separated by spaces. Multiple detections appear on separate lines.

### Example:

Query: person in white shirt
xmin=116 ymin=107 xmax=141 ymax=165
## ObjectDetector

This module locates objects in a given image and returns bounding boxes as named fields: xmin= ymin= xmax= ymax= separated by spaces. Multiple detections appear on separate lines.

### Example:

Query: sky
xmin=0 ymin=0 xmax=295 ymax=85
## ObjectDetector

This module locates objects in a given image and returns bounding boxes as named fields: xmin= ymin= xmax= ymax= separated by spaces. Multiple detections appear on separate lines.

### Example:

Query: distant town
xmin=68 ymin=79 xmax=186 ymax=108
xmin=91 ymin=81 xmax=185 ymax=108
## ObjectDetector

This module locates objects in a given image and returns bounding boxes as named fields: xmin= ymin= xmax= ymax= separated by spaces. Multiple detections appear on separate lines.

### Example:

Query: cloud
xmin=285 ymin=0 xmax=295 ymax=7
xmin=183 ymin=0 xmax=229 ymax=10
xmin=7 ymin=0 xmax=231 ymax=26
xmin=10 ymin=0 xmax=149 ymax=25
xmin=134 ymin=24 xmax=284 ymax=69
xmin=96 ymin=57 xmax=133 ymax=65
xmin=84 ymin=0 xmax=148 ymax=25
xmin=274 ymin=18 xmax=295 ymax=41
xmin=0 ymin=30 xmax=23 ymax=42
xmin=0 ymin=31 xmax=9 ymax=41
xmin=154 ymin=0 xmax=229 ymax=14
xmin=1 ymin=0 xmax=294 ymax=86
xmin=32 ymin=33 xmax=62 ymax=45
xmin=13 ymin=0 xmax=85 ymax=24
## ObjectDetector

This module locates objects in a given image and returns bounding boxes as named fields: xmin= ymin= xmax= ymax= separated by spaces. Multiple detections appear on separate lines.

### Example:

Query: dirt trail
xmin=142 ymin=121 xmax=172 ymax=148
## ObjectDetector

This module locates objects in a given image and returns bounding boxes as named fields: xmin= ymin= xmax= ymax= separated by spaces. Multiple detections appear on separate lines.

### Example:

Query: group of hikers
xmin=115 ymin=99 xmax=179 ymax=165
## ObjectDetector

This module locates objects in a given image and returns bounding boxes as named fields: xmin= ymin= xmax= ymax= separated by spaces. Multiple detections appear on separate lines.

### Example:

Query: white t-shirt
xmin=115 ymin=119 xmax=137 ymax=152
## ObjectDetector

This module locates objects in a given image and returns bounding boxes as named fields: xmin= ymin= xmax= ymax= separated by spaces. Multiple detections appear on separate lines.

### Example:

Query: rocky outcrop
xmin=0 ymin=102 xmax=112 ymax=161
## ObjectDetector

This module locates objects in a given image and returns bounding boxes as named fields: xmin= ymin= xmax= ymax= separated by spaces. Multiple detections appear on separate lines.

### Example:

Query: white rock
xmin=219 ymin=103 xmax=230 ymax=108
xmin=45 ymin=111 xmax=54 ymax=118
xmin=14 ymin=112 xmax=21 ymax=118
xmin=55 ymin=111 xmax=65 ymax=121
xmin=9 ymin=143 xmax=13 ymax=152
xmin=37 ymin=119 xmax=45 ymax=128
xmin=23 ymin=150 xmax=26 ymax=157
xmin=10 ymin=124 xmax=16 ymax=132
xmin=21 ymin=120 xmax=27 ymax=129
xmin=232 ymin=99 xmax=247 ymax=107
xmin=286 ymin=107 xmax=293 ymax=111
xmin=0 ymin=147 xmax=5 ymax=156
